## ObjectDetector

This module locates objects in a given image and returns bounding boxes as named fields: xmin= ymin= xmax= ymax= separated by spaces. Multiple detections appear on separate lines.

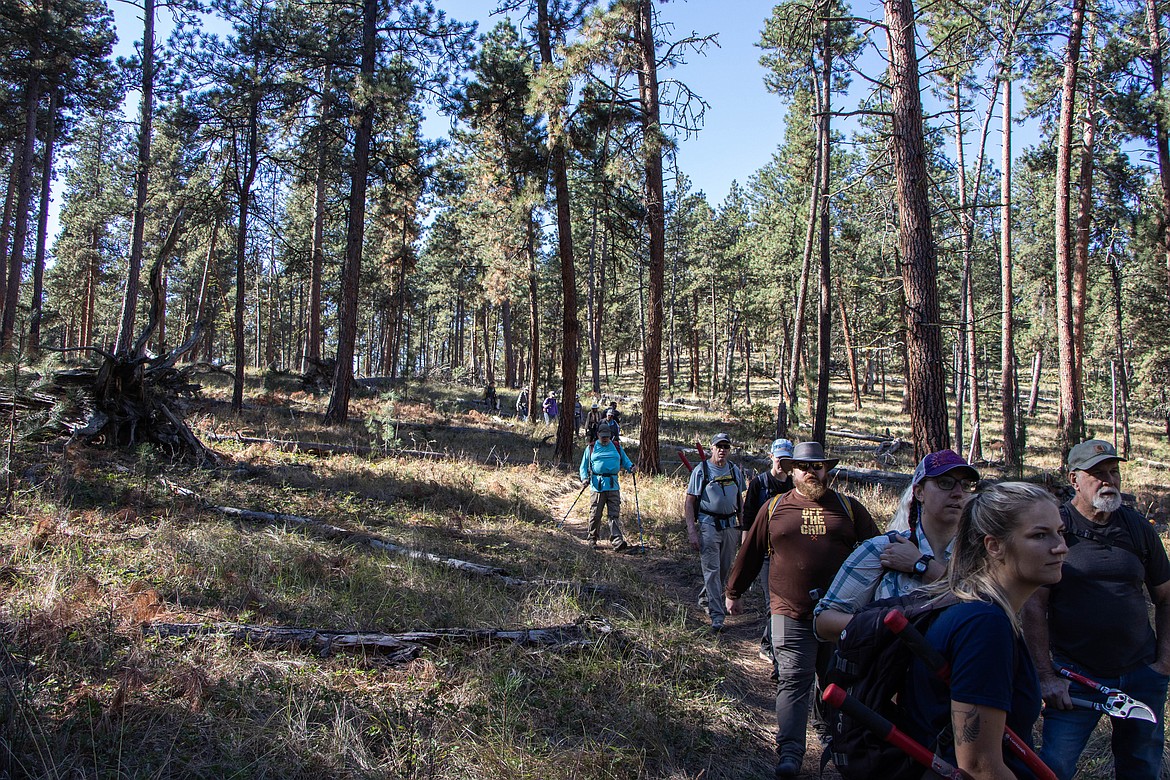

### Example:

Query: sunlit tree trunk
xmin=115 ymin=0 xmax=154 ymax=355
xmin=1053 ymin=0 xmax=1087 ymax=454
xmin=885 ymin=0 xmax=950 ymax=457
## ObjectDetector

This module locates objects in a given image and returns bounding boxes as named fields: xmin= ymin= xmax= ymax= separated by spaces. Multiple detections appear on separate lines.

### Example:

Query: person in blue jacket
xmin=579 ymin=422 xmax=635 ymax=550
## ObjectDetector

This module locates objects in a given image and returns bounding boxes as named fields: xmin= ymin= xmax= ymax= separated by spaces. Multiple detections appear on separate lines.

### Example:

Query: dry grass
xmin=0 ymin=367 xmax=1165 ymax=778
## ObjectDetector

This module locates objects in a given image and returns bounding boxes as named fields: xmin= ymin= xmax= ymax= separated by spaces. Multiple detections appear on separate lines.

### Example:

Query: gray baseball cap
xmin=1067 ymin=439 xmax=1125 ymax=472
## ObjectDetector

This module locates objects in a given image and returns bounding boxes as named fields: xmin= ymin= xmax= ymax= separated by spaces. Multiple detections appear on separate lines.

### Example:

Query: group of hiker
xmin=679 ymin=433 xmax=1167 ymax=780
xmin=511 ymin=387 xmax=623 ymax=440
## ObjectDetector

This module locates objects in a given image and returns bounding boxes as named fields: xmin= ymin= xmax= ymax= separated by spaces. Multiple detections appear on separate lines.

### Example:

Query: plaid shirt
xmin=813 ymin=529 xmax=953 ymax=619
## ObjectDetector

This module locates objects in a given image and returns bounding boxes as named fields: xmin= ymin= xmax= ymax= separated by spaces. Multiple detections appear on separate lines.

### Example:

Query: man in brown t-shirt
xmin=726 ymin=441 xmax=879 ymax=778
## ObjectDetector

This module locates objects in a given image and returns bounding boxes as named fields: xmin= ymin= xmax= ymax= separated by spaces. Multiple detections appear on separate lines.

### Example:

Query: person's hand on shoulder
xmin=879 ymin=533 xmax=919 ymax=572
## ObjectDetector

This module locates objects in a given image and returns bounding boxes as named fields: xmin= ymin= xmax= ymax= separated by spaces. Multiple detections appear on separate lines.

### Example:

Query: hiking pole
xmin=559 ymin=481 xmax=589 ymax=530
xmin=822 ymin=684 xmax=972 ymax=780
xmin=884 ymin=610 xmax=1058 ymax=780
xmin=631 ymin=469 xmax=646 ymax=551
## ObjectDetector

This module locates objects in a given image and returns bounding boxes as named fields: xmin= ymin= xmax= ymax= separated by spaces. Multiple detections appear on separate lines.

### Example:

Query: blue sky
xmin=105 ymin=0 xmax=788 ymax=208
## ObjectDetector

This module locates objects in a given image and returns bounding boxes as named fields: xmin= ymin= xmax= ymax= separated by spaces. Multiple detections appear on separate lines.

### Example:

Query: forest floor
xmin=0 ymin=365 xmax=1166 ymax=778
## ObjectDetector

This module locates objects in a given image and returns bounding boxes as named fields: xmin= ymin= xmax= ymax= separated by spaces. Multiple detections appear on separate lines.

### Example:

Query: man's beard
xmin=1091 ymin=489 xmax=1122 ymax=514
xmin=796 ymin=480 xmax=826 ymax=501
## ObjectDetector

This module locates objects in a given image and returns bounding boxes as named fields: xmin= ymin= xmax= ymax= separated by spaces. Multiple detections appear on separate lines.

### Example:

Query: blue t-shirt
xmin=903 ymin=600 xmax=1041 ymax=779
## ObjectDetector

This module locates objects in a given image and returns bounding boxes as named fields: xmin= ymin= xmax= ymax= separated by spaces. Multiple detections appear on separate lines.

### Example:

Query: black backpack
xmin=822 ymin=590 xmax=959 ymax=780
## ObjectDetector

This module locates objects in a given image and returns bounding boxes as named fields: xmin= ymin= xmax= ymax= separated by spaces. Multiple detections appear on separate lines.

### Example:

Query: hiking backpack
xmin=821 ymin=590 xmax=959 ymax=780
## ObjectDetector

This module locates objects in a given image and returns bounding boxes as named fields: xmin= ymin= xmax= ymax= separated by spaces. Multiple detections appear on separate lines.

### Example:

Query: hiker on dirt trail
xmin=813 ymin=450 xmax=980 ymax=642
xmin=542 ymin=392 xmax=558 ymax=425
xmin=585 ymin=403 xmax=602 ymax=444
xmin=685 ymin=432 xmax=747 ymax=633
xmin=573 ymin=399 xmax=583 ymax=437
xmin=516 ymin=388 xmax=529 ymax=420
xmin=724 ymin=441 xmax=880 ymax=779
xmin=901 ymin=482 xmax=1067 ymax=780
xmin=579 ymin=422 xmax=635 ymax=551
xmin=604 ymin=408 xmax=621 ymax=441
xmin=483 ymin=384 xmax=499 ymax=411
xmin=1022 ymin=439 xmax=1170 ymax=780
xmin=607 ymin=400 xmax=621 ymax=423
xmin=742 ymin=438 xmax=796 ymax=674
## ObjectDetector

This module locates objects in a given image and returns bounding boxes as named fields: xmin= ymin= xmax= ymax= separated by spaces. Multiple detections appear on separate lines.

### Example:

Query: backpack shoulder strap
xmin=834 ymin=490 xmax=856 ymax=525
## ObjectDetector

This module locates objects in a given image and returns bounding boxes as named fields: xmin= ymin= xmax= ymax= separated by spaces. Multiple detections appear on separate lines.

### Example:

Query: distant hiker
xmin=542 ymin=392 xmax=558 ymax=425
xmin=516 ymin=388 xmax=529 ymax=420
xmin=685 ymin=433 xmax=746 ymax=633
xmin=585 ymin=403 xmax=602 ymax=444
xmin=483 ymin=384 xmax=498 ymax=411
xmin=604 ymin=407 xmax=621 ymax=441
xmin=1023 ymin=440 xmax=1170 ymax=780
xmin=607 ymin=401 xmax=621 ymax=423
xmin=579 ymin=422 xmax=635 ymax=550
xmin=901 ymin=482 xmax=1066 ymax=779
xmin=725 ymin=441 xmax=879 ymax=778
xmin=573 ymin=399 xmax=583 ymax=437
xmin=742 ymin=438 xmax=795 ymax=672
xmin=814 ymin=450 xmax=980 ymax=641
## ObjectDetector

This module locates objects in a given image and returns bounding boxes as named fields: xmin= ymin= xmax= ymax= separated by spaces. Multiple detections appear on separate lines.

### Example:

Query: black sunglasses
xmin=793 ymin=461 xmax=827 ymax=472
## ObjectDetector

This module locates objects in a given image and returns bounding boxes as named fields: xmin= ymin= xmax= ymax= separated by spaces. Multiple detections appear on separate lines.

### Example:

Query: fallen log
xmin=830 ymin=465 xmax=915 ymax=489
xmin=145 ymin=617 xmax=610 ymax=660
xmin=161 ymin=479 xmax=617 ymax=597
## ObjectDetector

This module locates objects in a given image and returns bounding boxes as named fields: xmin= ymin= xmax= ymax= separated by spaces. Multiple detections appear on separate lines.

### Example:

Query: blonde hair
xmin=945 ymin=481 xmax=1059 ymax=633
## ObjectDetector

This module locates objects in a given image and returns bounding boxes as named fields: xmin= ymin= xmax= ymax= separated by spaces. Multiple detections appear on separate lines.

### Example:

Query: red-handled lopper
xmin=1056 ymin=666 xmax=1158 ymax=723
xmin=822 ymin=683 xmax=972 ymax=780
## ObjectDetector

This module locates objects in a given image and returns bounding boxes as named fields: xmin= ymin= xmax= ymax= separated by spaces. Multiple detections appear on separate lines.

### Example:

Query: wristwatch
xmin=913 ymin=554 xmax=934 ymax=577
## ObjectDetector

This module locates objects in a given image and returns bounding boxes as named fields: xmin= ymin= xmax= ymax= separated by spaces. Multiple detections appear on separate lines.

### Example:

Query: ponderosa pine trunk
xmin=885 ymin=0 xmax=950 ymax=458
xmin=307 ymin=66 xmax=331 ymax=369
xmin=1000 ymin=72 xmax=1019 ymax=470
xmin=783 ymin=123 xmax=822 ymax=436
xmin=814 ymin=18 xmax=832 ymax=445
xmin=1145 ymin=0 xmax=1170 ymax=307
xmin=837 ymin=282 xmax=861 ymax=410
xmin=2 ymin=70 xmax=41 ymax=353
xmin=535 ymin=0 xmax=579 ymax=466
xmin=1072 ymin=17 xmax=1097 ymax=387
xmin=1053 ymin=0 xmax=1087 ymax=454
xmin=28 ymin=87 xmax=58 ymax=357
xmin=115 ymin=0 xmax=154 ymax=356
xmin=526 ymin=211 xmax=539 ymax=421
xmin=324 ymin=0 xmax=376 ymax=425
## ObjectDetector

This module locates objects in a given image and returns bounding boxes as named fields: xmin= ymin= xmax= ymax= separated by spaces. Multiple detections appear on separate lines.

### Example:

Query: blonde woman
xmin=901 ymin=482 xmax=1067 ymax=780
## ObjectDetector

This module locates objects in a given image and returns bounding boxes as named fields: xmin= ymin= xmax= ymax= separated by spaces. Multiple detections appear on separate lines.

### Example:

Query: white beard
xmin=1092 ymin=490 xmax=1123 ymax=514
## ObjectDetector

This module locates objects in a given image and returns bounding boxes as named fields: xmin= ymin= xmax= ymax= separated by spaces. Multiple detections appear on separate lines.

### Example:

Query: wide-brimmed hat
xmin=711 ymin=432 xmax=732 ymax=447
xmin=911 ymin=450 xmax=980 ymax=487
xmin=1067 ymin=439 xmax=1125 ymax=472
xmin=591 ymin=402 xmax=599 ymax=409
xmin=770 ymin=439 xmax=795 ymax=460
xmin=781 ymin=441 xmax=839 ymax=470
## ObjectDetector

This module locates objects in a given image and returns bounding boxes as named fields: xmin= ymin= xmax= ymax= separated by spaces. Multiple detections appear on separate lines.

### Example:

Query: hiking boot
xmin=612 ymin=540 xmax=629 ymax=552
xmin=774 ymin=756 xmax=800 ymax=778
xmin=589 ymin=539 xmax=598 ymax=549
xmin=709 ymin=622 xmax=724 ymax=635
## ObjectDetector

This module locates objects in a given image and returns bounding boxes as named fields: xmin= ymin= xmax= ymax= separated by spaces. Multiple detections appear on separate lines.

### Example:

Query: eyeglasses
xmin=793 ymin=461 xmax=827 ymax=472
xmin=933 ymin=475 xmax=979 ymax=493
xmin=713 ymin=443 xmax=731 ymax=450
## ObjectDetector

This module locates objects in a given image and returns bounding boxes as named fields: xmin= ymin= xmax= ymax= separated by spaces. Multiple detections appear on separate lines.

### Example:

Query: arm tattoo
xmin=954 ymin=704 xmax=982 ymax=745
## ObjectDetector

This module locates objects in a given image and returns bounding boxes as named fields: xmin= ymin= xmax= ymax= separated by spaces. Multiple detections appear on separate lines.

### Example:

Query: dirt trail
xmin=553 ymin=487 xmax=842 ymax=779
